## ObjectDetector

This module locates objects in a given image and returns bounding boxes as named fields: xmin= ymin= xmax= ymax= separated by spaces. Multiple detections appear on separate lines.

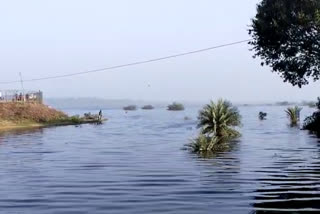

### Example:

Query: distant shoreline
xmin=0 ymin=102 xmax=105 ymax=133
xmin=45 ymin=97 xmax=317 ymax=110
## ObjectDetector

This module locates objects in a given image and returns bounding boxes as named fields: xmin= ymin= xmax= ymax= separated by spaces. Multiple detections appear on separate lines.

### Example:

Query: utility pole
xmin=19 ymin=72 xmax=25 ymax=102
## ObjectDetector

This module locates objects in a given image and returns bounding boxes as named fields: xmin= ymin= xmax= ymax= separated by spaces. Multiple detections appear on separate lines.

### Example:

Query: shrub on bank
xmin=303 ymin=98 xmax=320 ymax=135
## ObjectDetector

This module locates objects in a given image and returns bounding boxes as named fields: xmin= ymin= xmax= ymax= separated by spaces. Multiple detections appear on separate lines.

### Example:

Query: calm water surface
xmin=0 ymin=106 xmax=319 ymax=214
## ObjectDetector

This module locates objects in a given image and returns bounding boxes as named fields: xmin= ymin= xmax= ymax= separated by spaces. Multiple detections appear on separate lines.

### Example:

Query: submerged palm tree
xmin=285 ymin=106 xmax=302 ymax=126
xmin=189 ymin=99 xmax=241 ymax=153
xmin=198 ymin=99 xmax=241 ymax=138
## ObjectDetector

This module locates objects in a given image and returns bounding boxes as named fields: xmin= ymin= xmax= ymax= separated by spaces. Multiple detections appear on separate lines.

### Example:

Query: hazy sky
xmin=1 ymin=0 xmax=320 ymax=103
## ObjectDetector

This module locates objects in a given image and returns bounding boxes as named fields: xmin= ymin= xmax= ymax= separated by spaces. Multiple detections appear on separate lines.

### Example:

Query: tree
xmin=249 ymin=0 xmax=320 ymax=87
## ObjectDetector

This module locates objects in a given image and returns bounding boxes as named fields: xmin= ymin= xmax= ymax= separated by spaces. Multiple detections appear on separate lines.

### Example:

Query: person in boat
xmin=98 ymin=110 xmax=102 ymax=121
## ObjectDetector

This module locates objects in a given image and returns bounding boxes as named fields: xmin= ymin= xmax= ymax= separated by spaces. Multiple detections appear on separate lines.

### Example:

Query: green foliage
xmin=49 ymin=115 xmax=83 ymax=125
xmin=188 ymin=99 xmax=241 ymax=155
xmin=197 ymin=99 xmax=241 ymax=138
xmin=189 ymin=135 xmax=219 ymax=152
xmin=249 ymin=0 xmax=320 ymax=87
xmin=167 ymin=102 xmax=184 ymax=111
xmin=187 ymin=135 xmax=231 ymax=158
xmin=285 ymin=106 xmax=302 ymax=126
xmin=303 ymin=97 xmax=320 ymax=134
xmin=70 ymin=115 xmax=82 ymax=124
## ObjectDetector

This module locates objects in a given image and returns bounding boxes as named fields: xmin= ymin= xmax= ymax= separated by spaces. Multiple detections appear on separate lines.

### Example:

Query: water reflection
xmin=0 ymin=127 xmax=44 ymax=138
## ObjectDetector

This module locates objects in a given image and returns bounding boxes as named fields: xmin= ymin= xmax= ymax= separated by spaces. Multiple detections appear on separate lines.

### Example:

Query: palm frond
xmin=285 ymin=106 xmax=302 ymax=126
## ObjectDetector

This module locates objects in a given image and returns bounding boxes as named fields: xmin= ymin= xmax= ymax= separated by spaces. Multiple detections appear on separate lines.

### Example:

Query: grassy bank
xmin=0 ymin=102 xmax=104 ymax=132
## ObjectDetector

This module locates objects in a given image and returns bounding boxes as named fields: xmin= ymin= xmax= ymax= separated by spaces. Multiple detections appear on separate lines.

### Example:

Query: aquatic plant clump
xmin=167 ymin=102 xmax=184 ymax=111
xmin=259 ymin=112 xmax=267 ymax=120
xmin=141 ymin=105 xmax=154 ymax=110
xmin=285 ymin=106 xmax=302 ymax=126
xmin=123 ymin=105 xmax=137 ymax=111
xmin=188 ymin=99 xmax=241 ymax=155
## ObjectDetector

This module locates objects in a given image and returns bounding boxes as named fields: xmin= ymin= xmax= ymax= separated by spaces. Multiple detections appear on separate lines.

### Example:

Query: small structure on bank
xmin=0 ymin=90 xmax=43 ymax=104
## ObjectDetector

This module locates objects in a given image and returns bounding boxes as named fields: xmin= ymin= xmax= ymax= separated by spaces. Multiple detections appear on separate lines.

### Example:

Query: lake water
xmin=0 ymin=106 xmax=319 ymax=214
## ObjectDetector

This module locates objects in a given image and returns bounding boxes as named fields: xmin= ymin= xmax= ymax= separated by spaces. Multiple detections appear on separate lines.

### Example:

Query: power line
xmin=0 ymin=39 xmax=252 ymax=84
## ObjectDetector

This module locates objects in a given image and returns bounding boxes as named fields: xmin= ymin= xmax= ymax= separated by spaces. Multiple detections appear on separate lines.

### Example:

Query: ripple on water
xmin=0 ymin=106 xmax=319 ymax=214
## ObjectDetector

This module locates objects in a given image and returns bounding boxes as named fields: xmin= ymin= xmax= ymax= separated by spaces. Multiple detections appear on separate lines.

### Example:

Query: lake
xmin=0 ymin=106 xmax=319 ymax=214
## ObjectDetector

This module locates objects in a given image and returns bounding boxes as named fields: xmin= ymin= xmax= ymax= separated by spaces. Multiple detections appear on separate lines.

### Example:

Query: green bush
xmin=70 ymin=115 xmax=82 ymax=124
xmin=303 ymin=98 xmax=320 ymax=135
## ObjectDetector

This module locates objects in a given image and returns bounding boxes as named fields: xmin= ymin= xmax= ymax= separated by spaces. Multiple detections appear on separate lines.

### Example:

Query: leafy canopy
xmin=249 ymin=0 xmax=320 ymax=87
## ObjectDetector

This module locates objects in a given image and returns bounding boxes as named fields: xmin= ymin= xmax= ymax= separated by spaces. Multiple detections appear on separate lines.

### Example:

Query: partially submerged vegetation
xmin=285 ymin=106 xmax=302 ymax=126
xmin=303 ymin=98 xmax=320 ymax=135
xmin=123 ymin=105 xmax=137 ymax=111
xmin=167 ymin=102 xmax=184 ymax=111
xmin=0 ymin=103 xmax=104 ymax=131
xmin=141 ymin=105 xmax=154 ymax=110
xmin=259 ymin=112 xmax=267 ymax=120
xmin=187 ymin=99 xmax=241 ymax=156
